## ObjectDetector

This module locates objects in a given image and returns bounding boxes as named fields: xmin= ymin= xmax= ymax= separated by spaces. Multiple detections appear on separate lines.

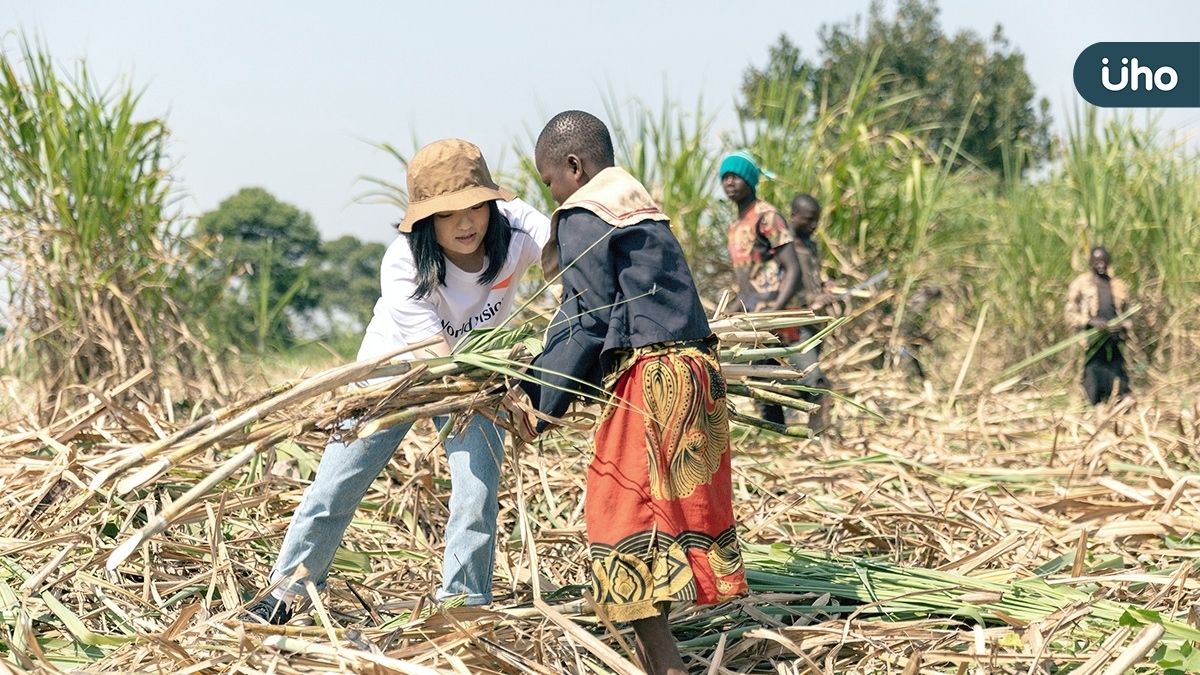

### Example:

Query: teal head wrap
xmin=719 ymin=151 xmax=774 ymax=189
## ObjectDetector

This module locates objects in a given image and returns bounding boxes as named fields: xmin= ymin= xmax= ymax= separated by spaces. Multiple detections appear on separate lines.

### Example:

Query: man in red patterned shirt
xmin=720 ymin=151 xmax=801 ymax=315
xmin=719 ymin=151 xmax=802 ymax=425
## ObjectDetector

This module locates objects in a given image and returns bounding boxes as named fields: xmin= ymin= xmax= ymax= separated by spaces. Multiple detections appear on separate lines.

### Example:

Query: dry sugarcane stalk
xmin=106 ymin=421 xmax=309 ymax=569
xmin=0 ymin=368 xmax=153 ymax=447
xmin=727 ymin=384 xmax=819 ymax=414
xmin=88 ymin=376 xmax=306 ymax=490
xmin=344 ymin=379 xmax=483 ymax=416
xmin=1071 ymin=626 xmax=1135 ymax=675
xmin=113 ymin=416 xmax=295 ymax=495
xmin=946 ymin=301 xmax=989 ymax=410
xmin=357 ymin=388 xmax=505 ymax=439
xmin=722 ymin=364 xmax=813 ymax=380
xmin=108 ymin=385 xmax=509 ymax=566
xmin=95 ymin=316 xmax=826 ymax=497
xmin=109 ymin=371 xmax=469 ymax=492
xmin=103 ymin=360 xmax=490 ymax=510
xmin=709 ymin=311 xmax=829 ymax=334
xmin=728 ymin=409 xmax=811 ymax=438
xmin=100 ymin=341 xmax=439 ymax=494
xmin=1097 ymin=622 xmax=1164 ymax=675
xmin=257 ymin=633 xmax=453 ymax=675
xmin=116 ymin=416 xmax=300 ymax=496
xmin=715 ymin=330 xmax=780 ymax=345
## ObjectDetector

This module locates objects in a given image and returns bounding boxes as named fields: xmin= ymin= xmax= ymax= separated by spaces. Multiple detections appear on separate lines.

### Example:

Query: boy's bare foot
xmin=630 ymin=604 xmax=687 ymax=675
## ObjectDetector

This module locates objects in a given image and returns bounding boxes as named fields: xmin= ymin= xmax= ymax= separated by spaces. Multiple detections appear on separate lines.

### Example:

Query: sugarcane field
xmin=2 ymin=4 xmax=1200 ymax=674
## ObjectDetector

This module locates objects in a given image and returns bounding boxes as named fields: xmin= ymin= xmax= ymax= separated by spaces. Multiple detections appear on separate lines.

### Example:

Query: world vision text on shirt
xmin=441 ymin=300 xmax=504 ymax=340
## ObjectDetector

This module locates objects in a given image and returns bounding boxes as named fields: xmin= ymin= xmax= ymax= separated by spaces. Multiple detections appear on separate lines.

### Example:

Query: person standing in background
xmin=787 ymin=193 xmax=837 ymax=431
xmin=1065 ymin=246 xmax=1133 ymax=405
xmin=719 ymin=151 xmax=801 ymax=425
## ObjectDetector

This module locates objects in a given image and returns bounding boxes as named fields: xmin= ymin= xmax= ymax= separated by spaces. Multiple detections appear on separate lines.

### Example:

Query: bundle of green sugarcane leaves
xmin=733 ymin=543 xmax=1200 ymax=641
xmin=647 ymin=541 xmax=1200 ymax=674
xmin=93 ymin=309 xmax=835 ymax=571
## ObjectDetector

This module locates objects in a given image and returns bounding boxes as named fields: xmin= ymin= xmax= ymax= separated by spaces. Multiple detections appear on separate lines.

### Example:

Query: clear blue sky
xmin=3 ymin=1 xmax=1199 ymax=243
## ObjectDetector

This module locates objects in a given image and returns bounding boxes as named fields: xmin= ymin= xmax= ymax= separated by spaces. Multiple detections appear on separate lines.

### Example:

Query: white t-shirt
xmin=358 ymin=198 xmax=551 ymax=360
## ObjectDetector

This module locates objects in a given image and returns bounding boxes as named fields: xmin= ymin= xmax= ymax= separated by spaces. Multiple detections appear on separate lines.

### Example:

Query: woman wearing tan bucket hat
xmin=244 ymin=139 xmax=550 ymax=624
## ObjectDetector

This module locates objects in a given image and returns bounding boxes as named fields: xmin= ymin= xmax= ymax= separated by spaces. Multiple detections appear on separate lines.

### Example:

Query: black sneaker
xmin=241 ymin=596 xmax=293 ymax=625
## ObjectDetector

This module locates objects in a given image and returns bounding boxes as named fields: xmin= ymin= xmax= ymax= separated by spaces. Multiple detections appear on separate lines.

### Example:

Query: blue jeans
xmin=269 ymin=414 xmax=505 ymax=605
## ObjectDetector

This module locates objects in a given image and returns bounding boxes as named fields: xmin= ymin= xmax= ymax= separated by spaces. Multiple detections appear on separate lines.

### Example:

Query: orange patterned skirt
xmin=586 ymin=340 xmax=748 ymax=622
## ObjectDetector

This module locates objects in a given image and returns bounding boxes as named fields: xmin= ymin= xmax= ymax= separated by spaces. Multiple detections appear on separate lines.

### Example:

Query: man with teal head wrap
xmin=718 ymin=150 xmax=775 ymax=190
xmin=718 ymin=150 xmax=799 ymax=314
xmin=718 ymin=150 xmax=802 ymax=426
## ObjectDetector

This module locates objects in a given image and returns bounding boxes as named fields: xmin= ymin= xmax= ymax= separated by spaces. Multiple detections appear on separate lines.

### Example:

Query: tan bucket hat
xmin=398 ymin=139 xmax=516 ymax=232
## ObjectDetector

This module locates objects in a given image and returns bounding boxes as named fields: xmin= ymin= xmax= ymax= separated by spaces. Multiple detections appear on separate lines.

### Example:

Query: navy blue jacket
xmin=522 ymin=208 xmax=711 ymax=429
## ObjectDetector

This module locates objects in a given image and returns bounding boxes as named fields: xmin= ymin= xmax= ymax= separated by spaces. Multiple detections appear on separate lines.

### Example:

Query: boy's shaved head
xmin=536 ymin=110 xmax=615 ymax=167
xmin=792 ymin=193 xmax=820 ymax=213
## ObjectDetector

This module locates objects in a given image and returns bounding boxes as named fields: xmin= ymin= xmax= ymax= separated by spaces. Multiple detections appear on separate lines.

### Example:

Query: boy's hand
xmin=502 ymin=388 xmax=539 ymax=444
xmin=1087 ymin=316 xmax=1119 ymax=333
xmin=811 ymin=292 xmax=839 ymax=311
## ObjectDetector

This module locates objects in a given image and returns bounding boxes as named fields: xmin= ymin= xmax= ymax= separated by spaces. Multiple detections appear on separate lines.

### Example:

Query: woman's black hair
xmin=404 ymin=200 xmax=513 ymax=300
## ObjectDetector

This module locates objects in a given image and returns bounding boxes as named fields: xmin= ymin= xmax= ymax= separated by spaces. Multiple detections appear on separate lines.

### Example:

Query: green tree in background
xmin=742 ymin=0 xmax=1051 ymax=172
xmin=739 ymin=34 xmax=812 ymax=123
xmin=315 ymin=235 xmax=386 ymax=336
xmin=197 ymin=187 xmax=321 ymax=351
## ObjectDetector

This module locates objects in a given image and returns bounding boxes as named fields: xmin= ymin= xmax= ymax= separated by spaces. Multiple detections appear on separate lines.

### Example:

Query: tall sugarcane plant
xmin=0 ymin=35 xmax=219 ymax=411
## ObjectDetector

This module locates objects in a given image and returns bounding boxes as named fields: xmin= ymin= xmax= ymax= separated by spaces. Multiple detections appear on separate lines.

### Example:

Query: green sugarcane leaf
xmin=40 ymin=591 xmax=135 ymax=646
xmin=331 ymin=547 xmax=373 ymax=575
